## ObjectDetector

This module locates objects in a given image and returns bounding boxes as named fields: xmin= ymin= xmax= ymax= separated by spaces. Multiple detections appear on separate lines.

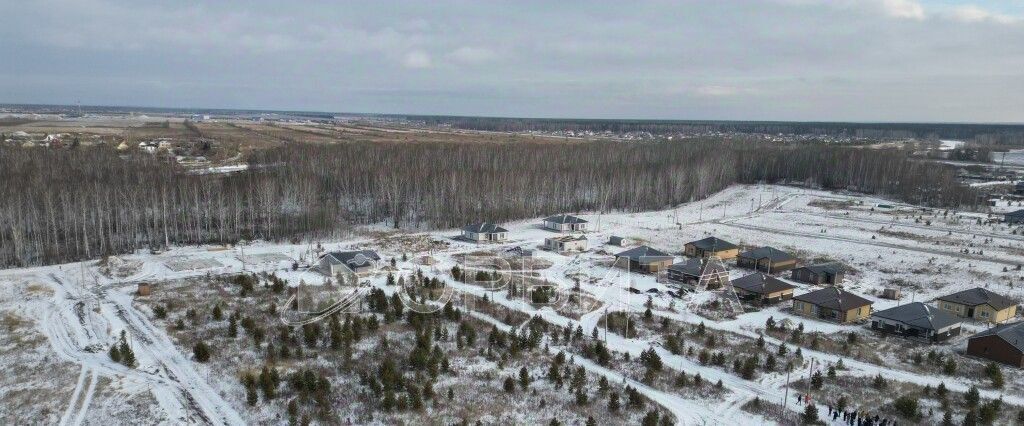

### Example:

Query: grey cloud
xmin=0 ymin=0 xmax=1022 ymax=122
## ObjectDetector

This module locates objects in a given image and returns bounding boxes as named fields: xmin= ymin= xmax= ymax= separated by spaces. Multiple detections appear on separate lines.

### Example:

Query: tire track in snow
xmin=59 ymin=366 xmax=88 ymax=426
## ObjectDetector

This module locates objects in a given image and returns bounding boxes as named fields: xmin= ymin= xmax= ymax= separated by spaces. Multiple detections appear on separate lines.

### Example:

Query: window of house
xmin=980 ymin=311 xmax=989 ymax=318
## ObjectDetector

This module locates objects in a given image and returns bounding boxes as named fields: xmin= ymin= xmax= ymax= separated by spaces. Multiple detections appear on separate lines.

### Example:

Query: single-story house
xmin=613 ymin=245 xmax=674 ymax=274
xmin=736 ymin=247 xmax=798 ymax=273
xmin=317 ymin=250 xmax=381 ymax=276
xmin=792 ymin=287 xmax=873 ymax=324
xmin=870 ymin=302 xmax=963 ymax=342
xmin=790 ymin=262 xmax=846 ymax=285
xmin=1006 ymin=209 xmax=1024 ymax=225
xmin=1015 ymin=182 xmax=1024 ymax=196
xmin=666 ymin=258 xmax=728 ymax=288
xmin=966 ymin=322 xmax=1024 ymax=367
xmin=684 ymin=237 xmax=740 ymax=260
xmin=544 ymin=235 xmax=588 ymax=252
xmin=543 ymin=214 xmax=589 ymax=232
xmin=935 ymin=287 xmax=1018 ymax=323
xmin=608 ymin=236 xmax=627 ymax=247
xmin=461 ymin=222 xmax=509 ymax=242
xmin=731 ymin=273 xmax=796 ymax=303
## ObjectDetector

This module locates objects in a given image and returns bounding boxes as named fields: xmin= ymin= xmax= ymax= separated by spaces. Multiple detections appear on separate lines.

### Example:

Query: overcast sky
xmin=1 ymin=0 xmax=1022 ymax=122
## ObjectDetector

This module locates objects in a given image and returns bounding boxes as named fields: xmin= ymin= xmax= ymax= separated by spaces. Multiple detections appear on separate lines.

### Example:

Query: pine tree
xmin=802 ymin=404 xmax=818 ymax=424
xmin=964 ymin=385 xmax=980 ymax=408
xmin=193 ymin=341 xmax=211 ymax=362
xmin=212 ymin=303 xmax=222 ymax=321
xmin=108 ymin=343 xmax=121 ymax=363
xmin=503 ymin=376 xmax=516 ymax=393
xmin=519 ymin=367 xmax=530 ymax=389
xmin=608 ymin=392 xmax=620 ymax=413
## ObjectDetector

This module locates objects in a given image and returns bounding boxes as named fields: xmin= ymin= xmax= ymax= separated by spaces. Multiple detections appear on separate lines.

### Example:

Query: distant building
xmin=791 ymin=263 xmax=845 ymax=285
xmin=544 ymin=235 xmax=588 ymax=252
xmin=967 ymin=322 xmax=1024 ymax=367
xmin=137 ymin=283 xmax=152 ymax=296
xmin=613 ymin=245 xmax=674 ymax=274
xmin=1015 ymin=182 xmax=1024 ymax=196
xmin=666 ymin=258 xmax=728 ymax=288
xmin=736 ymin=246 xmax=797 ymax=273
xmin=792 ymin=287 xmax=873 ymax=324
xmin=731 ymin=273 xmax=796 ymax=303
xmin=1006 ymin=209 xmax=1024 ymax=225
xmin=461 ymin=223 xmax=509 ymax=242
xmin=935 ymin=287 xmax=1018 ymax=323
xmin=316 ymin=250 xmax=381 ymax=276
xmin=870 ymin=302 xmax=962 ymax=342
xmin=543 ymin=214 xmax=588 ymax=232
xmin=683 ymin=237 xmax=740 ymax=260
xmin=607 ymin=236 xmax=627 ymax=247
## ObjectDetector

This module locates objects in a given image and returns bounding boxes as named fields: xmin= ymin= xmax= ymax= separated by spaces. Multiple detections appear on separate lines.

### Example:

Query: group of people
xmin=794 ymin=393 xmax=896 ymax=426
xmin=826 ymin=403 xmax=895 ymax=426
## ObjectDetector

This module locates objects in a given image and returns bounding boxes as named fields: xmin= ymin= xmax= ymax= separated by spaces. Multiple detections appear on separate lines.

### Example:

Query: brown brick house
xmin=966 ymin=322 xmax=1024 ymax=367
xmin=791 ymin=262 xmax=845 ymax=285
xmin=736 ymin=246 xmax=797 ymax=273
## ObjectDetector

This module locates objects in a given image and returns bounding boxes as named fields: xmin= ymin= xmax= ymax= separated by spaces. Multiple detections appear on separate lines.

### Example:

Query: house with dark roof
xmin=936 ymin=287 xmax=1018 ymax=323
xmin=461 ymin=222 xmax=509 ymax=242
xmin=732 ymin=273 xmax=796 ymax=303
xmin=1006 ymin=209 xmax=1024 ymax=225
xmin=613 ymin=245 xmax=674 ymax=274
xmin=792 ymin=287 xmax=873 ymax=324
xmin=1015 ymin=182 xmax=1024 ymax=196
xmin=870 ymin=302 xmax=963 ymax=342
xmin=316 ymin=250 xmax=381 ymax=276
xmin=791 ymin=262 xmax=846 ymax=285
xmin=684 ymin=237 xmax=740 ymax=260
xmin=967 ymin=322 xmax=1024 ymax=367
xmin=736 ymin=247 xmax=798 ymax=273
xmin=543 ymin=214 xmax=589 ymax=232
xmin=666 ymin=258 xmax=728 ymax=289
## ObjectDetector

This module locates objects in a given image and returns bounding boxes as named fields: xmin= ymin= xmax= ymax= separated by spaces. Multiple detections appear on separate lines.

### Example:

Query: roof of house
xmin=872 ymin=302 xmax=962 ymax=331
xmin=324 ymin=250 xmax=381 ymax=268
xmin=667 ymin=258 xmax=727 ymax=277
xmin=686 ymin=237 xmax=739 ymax=252
xmin=936 ymin=287 xmax=1017 ymax=311
xmin=615 ymin=245 xmax=674 ymax=263
xmin=739 ymin=246 xmax=796 ymax=263
xmin=547 ymin=235 xmax=587 ymax=243
xmin=794 ymin=287 xmax=873 ymax=311
xmin=1007 ymin=209 xmax=1024 ymax=218
xmin=462 ymin=222 xmax=509 ymax=234
xmin=732 ymin=273 xmax=796 ymax=295
xmin=970 ymin=321 xmax=1024 ymax=354
xmin=608 ymin=236 xmax=625 ymax=244
xmin=544 ymin=214 xmax=588 ymax=224
xmin=797 ymin=262 xmax=846 ymax=275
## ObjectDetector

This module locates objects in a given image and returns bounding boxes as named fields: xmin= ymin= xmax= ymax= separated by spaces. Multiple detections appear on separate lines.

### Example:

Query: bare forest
xmin=0 ymin=139 xmax=975 ymax=267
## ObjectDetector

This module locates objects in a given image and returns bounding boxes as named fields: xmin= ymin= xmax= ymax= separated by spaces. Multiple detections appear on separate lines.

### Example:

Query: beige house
xmin=684 ymin=237 xmax=740 ymax=260
xmin=544 ymin=235 xmax=588 ymax=252
xmin=936 ymin=288 xmax=1018 ymax=323
xmin=792 ymin=287 xmax=873 ymax=324
xmin=613 ymin=245 xmax=674 ymax=274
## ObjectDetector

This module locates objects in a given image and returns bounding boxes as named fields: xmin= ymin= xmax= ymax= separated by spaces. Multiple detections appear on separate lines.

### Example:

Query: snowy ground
xmin=2 ymin=184 xmax=1024 ymax=425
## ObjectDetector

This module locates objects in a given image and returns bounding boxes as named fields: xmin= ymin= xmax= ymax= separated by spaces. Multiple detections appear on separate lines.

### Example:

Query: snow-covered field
xmin=3 ymin=184 xmax=1023 ymax=425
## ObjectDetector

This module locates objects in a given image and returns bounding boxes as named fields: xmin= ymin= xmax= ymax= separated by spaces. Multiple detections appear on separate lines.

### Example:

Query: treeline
xmin=0 ymin=139 xmax=974 ymax=267
xmin=409 ymin=115 xmax=1024 ymax=146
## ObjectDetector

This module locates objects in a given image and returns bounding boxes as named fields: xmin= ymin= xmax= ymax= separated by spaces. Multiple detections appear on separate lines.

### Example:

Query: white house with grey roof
xmin=461 ymin=222 xmax=509 ymax=242
xmin=543 ymin=214 xmax=588 ymax=232
xmin=316 ymin=250 xmax=381 ymax=277
xmin=870 ymin=302 xmax=963 ymax=342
